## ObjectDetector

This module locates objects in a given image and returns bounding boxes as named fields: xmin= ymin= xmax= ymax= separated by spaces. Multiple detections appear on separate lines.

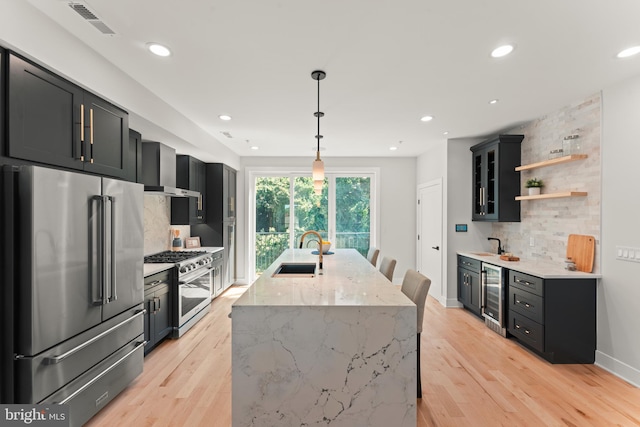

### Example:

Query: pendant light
xmin=311 ymin=70 xmax=326 ymax=194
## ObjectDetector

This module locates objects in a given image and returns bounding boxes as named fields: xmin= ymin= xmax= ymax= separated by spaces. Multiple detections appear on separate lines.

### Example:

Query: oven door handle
xmin=179 ymin=266 xmax=213 ymax=284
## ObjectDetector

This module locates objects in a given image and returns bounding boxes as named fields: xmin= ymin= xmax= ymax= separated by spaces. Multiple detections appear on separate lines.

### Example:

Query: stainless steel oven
xmin=144 ymin=250 xmax=214 ymax=338
xmin=481 ymin=262 xmax=507 ymax=336
xmin=177 ymin=265 xmax=213 ymax=336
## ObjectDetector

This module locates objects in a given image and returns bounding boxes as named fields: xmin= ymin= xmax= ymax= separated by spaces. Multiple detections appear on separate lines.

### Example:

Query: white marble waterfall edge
xmin=232 ymin=305 xmax=416 ymax=427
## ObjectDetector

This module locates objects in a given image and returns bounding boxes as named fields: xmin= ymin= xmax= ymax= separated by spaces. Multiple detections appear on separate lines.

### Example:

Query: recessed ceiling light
xmin=219 ymin=115 xmax=232 ymax=121
xmin=617 ymin=46 xmax=640 ymax=58
xmin=491 ymin=44 xmax=514 ymax=58
xmin=420 ymin=115 xmax=434 ymax=122
xmin=147 ymin=43 xmax=171 ymax=57
xmin=389 ymin=146 xmax=398 ymax=151
xmin=489 ymin=99 xmax=499 ymax=105
xmin=443 ymin=131 xmax=449 ymax=135
xmin=250 ymin=146 xmax=259 ymax=150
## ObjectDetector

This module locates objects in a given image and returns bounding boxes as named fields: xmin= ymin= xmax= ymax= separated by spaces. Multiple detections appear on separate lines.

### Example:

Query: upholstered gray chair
xmin=366 ymin=247 xmax=380 ymax=266
xmin=379 ymin=256 xmax=396 ymax=282
xmin=401 ymin=269 xmax=431 ymax=398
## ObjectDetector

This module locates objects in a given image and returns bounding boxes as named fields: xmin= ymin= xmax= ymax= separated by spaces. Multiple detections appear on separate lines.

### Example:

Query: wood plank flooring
xmin=86 ymin=286 xmax=640 ymax=426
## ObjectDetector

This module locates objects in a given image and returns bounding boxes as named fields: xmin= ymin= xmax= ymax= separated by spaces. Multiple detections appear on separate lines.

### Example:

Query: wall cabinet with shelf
xmin=471 ymin=134 xmax=523 ymax=222
xmin=171 ymin=155 xmax=206 ymax=225
xmin=515 ymin=154 xmax=589 ymax=201
xmin=6 ymin=52 xmax=129 ymax=180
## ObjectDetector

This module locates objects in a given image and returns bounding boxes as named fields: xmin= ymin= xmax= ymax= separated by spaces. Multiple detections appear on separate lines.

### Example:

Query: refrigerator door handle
xmin=107 ymin=195 xmax=117 ymax=302
xmin=44 ymin=309 xmax=147 ymax=365
xmin=92 ymin=195 xmax=107 ymax=306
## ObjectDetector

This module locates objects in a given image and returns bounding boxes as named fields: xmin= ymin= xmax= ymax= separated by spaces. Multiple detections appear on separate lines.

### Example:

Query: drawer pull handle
xmin=524 ymin=329 xmax=531 ymax=335
xmin=515 ymin=278 xmax=534 ymax=287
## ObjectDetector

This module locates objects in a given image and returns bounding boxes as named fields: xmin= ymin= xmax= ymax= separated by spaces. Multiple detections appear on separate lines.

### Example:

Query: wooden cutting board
xmin=566 ymin=234 xmax=595 ymax=273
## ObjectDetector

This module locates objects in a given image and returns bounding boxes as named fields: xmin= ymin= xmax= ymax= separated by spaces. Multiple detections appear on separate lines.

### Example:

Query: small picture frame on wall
xmin=185 ymin=236 xmax=201 ymax=249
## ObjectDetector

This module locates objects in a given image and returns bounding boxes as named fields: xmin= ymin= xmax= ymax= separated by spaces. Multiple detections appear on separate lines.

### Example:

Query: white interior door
xmin=417 ymin=179 xmax=443 ymax=304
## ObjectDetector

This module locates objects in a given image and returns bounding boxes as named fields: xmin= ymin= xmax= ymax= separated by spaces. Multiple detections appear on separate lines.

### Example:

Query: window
xmin=249 ymin=170 xmax=376 ymax=280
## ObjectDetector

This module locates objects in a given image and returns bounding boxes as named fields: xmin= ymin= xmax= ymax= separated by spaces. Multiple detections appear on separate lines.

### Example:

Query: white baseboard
xmin=595 ymin=350 xmax=640 ymax=388
xmin=445 ymin=297 xmax=463 ymax=308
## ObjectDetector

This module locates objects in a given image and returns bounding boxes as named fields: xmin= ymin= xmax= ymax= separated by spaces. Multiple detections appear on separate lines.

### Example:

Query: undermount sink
xmin=470 ymin=252 xmax=496 ymax=256
xmin=272 ymin=263 xmax=317 ymax=278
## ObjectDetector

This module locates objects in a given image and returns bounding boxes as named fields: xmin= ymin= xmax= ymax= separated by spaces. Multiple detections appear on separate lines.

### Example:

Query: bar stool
xmin=366 ymin=247 xmax=380 ymax=266
xmin=379 ymin=256 xmax=396 ymax=281
xmin=400 ymin=269 xmax=431 ymax=398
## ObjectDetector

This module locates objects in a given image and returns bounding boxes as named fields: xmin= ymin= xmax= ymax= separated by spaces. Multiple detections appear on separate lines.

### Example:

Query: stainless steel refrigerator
xmin=1 ymin=165 xmax=145 ymax=426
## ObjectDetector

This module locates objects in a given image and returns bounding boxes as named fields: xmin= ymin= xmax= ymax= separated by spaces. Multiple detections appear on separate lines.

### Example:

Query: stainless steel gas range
xmin=144 ymin=250 xmax=222 ymax=337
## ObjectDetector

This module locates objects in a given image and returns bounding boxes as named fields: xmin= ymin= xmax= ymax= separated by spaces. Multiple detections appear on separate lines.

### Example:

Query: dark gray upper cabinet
xmin=171 ymin=155 xmax=206 ymax=225
xmin=471 ymin=134 xmax=523 ymax=222
xmin=126 ymin=129 xmax=143 ymax=183
xmin=0 ymin=47 xmax=4 ymax=162
xmin=6 ymin=52 xmax=129 ymax=179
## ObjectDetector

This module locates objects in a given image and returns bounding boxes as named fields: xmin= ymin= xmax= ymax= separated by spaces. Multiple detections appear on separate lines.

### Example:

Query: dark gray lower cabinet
xmin=144 ymin=270 xmax=173 ymax=355
xmin=507 ymin=270 xmax=596 ymax=363
xmin=457 ymin=255 xmax=482 ymax=317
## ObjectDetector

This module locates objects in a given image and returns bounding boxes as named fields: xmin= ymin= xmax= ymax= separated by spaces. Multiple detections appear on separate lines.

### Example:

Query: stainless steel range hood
xmin=141 ymin=141 xmax=200 ymax=198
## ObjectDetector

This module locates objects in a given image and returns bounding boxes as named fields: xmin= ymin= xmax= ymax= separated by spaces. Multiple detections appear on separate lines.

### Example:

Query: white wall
xmin=597 ymin=76 xmax=640 ymax=386
xmin=238 ymin=157 xmax=416 ymax=284
xmin=416 ymin=138 xmax=486 ymax=307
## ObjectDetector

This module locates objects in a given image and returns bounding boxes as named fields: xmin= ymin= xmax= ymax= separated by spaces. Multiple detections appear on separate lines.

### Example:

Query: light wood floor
xmin=87 ymin=286 xmax=640 ymax=426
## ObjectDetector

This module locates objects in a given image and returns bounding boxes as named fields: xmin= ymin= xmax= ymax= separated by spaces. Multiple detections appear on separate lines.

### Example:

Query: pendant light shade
xmin=311 ymin=70 xmax=326 ymax=181
xmin=313 ymin=179 xmax=323 ymax=194
xmin=312 ymin=152 xmax=324 ymax=181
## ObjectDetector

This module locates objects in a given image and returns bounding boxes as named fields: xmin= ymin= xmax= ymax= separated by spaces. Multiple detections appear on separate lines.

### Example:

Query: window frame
xmin=246 ymin=167 xmax=379 ymax=283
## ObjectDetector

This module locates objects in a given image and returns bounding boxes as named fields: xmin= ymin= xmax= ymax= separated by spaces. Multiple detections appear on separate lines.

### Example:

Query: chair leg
xmin=417 ymin=332 xmax=422 ymax=399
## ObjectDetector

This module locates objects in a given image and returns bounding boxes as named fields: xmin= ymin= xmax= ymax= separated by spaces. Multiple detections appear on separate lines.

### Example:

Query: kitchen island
xmin=231 ymin=249 xmax=417 ymax=427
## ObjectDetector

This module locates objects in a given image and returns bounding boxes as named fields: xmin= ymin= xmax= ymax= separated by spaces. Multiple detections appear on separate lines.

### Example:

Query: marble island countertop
xmin=231 ymin=248 xmax=417 ymax=426
xmin=233 ymin=248 xmax=414 ymax=307
xmin=457 ymin=251 xmax=601 ymax=279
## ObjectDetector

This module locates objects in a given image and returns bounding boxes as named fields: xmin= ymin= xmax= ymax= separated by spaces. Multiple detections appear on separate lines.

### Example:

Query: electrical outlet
xmin=530 ymin=237 xmax=534 ymax=247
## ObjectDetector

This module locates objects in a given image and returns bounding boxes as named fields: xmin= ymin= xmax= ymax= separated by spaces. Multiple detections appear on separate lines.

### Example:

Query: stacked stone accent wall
xmin=492 ymin=93 xmax=601 ymax=272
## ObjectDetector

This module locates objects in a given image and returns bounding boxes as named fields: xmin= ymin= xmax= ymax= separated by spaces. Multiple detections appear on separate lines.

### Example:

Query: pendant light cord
xmin=317 ymin=74 xmax=321 ymax=153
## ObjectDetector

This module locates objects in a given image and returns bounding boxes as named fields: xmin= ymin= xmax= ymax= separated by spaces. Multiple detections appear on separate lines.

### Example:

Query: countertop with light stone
xmin=457 ymin=251 xmax=601 ymax=279
xmin=231 ymin=248 xmax=417 ymax=426
xmin=233 ymin=248 xmax=414 ymax=307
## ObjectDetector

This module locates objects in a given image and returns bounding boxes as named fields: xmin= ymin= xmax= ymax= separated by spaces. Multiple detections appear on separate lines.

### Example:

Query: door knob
xmin=431 ymin=246 xmax=440 ymax=250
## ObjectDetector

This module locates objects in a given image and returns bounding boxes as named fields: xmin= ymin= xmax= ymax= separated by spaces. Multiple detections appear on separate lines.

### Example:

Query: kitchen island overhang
xmin=231 ymin=249 xmax=417 ymax=427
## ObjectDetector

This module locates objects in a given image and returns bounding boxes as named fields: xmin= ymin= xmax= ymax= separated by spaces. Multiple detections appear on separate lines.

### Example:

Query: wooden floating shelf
xmin=516 ymin=191 xmax=588 ymax=201
xmin=515 ymin=154 xmax=588 ymax=171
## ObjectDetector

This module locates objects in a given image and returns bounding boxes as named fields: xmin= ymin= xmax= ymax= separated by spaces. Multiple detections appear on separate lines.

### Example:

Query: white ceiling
xmin=25 ymin=0 xmax=640 ymax=158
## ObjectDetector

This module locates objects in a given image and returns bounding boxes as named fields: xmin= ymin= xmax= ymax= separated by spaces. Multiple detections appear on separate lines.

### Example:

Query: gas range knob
xmin=179 ymin=265 xmax=188 ymax=273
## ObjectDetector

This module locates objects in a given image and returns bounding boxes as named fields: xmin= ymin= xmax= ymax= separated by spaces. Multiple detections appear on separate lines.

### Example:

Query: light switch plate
xmin=616 ymin=246 xmax=640 ymax=263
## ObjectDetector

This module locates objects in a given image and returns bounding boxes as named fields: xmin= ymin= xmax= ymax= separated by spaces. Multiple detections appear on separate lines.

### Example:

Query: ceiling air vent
xmin=68 ymin=2 xmax=115 ymax=35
